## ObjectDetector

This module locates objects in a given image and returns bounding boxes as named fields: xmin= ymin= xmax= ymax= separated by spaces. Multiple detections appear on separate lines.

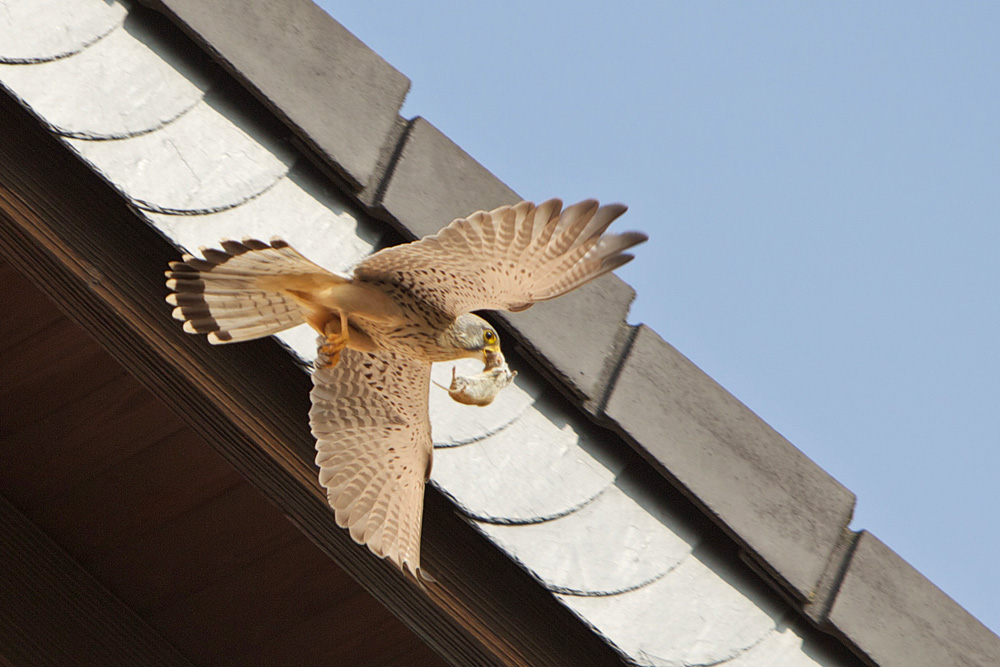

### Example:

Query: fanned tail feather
xmin=165 ymin=237 xmax=340 ymax=343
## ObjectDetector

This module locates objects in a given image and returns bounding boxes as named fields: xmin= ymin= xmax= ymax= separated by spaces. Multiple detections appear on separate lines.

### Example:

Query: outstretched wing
xmin=354 ymin=199 xmax=646 ymax=317
xmin=309 ymin=346 xmax=432 ymax=577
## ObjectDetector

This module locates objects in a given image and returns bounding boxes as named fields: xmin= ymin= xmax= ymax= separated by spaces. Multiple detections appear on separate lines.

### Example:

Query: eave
xmin=0 ymin=88 xmax=622 ymax=667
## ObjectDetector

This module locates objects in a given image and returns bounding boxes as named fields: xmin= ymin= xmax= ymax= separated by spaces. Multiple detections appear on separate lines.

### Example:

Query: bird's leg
xmin=316 ymin=310 xmax=350 ymax=368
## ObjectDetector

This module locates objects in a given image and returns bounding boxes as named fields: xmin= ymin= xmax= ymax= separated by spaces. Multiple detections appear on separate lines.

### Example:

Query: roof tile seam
xmin=49 ymin=81 xmax=206 ymax=141
xmin=44 ymin=107 xmax=199 ymax=141
xmin=42 ymin=70 xmax=206 ymax=141
xmin=283 ymin=110 xmax=413 ymax=219
xmin=604 ymin=615 xmax=785 ymax=667
xmin=364 ymin=115 xmax=414 ymax=211
xmin=127 ymin=167 xmax=292 ymax=216
xmin=0 ymin=17 xmax=121 ymax=65
xmin=431 ymin=401 xmax=531 ymax=448
xmin=702 ymin=620 xmax=790 ymax=667
xmin=801 ymin=527 xmax=863 ymax=630
xmin=591 ymin=321 xmax=641 ymax=420
xmin=60 ymin=131 xmax=294 ymax=216
xmin=537 ymin=559 xmax=676 ymax=599
xmin=363 ymin=115 xmax=470 ymax=241
xmin=734 ymin=529 xmax=866 ymax=656
xmin=735 ymin=548 xmax=817 ymax=625
xmin=437 ymin=480 xmax=610 ymax=526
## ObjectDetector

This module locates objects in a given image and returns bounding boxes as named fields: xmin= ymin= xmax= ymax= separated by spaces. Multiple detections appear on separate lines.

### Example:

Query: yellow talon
xmin=317 ymin=310 xmax=349 ymax=368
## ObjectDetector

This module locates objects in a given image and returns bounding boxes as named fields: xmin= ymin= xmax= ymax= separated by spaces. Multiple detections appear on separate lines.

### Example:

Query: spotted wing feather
xmin=310 ymin=345 xmax=432 ymax=577
xmin=353 ymin=199 xmax=646 ymax=317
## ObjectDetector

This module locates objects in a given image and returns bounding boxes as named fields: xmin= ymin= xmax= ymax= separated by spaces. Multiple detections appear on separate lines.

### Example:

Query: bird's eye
xmin=484 ymin=330 xmax=497 ymax=344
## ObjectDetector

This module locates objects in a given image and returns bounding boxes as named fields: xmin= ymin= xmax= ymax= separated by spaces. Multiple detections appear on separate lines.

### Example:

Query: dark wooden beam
xmin=0 ymin=91 xmax=623 ymax=667
xmin=0 ymin=496 xmax=193 ymax=667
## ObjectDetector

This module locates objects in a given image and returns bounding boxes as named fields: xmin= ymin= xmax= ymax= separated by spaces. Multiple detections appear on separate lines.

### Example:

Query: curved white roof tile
xmin=722 ymin=624 xmax=834 ymax=667
xmin=65 ymin=97 xmax=295 ymax=213
xmin=144 ymin=171 xmax=378 ymax=273
xmin=0 ymin=0 xmax=126 ymax=64
xmin=0 ymin=21 xmax=209 ymax=139
xmin=475 ymin=482 xmax=699 ymax=596
xmin=430 ymin=403 xmax=627 ymax=523
xmin=556 ymin=549 xmax=783 ymax=667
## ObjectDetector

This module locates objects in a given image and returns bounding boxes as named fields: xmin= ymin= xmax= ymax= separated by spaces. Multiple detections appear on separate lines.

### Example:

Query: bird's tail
xmin=165 ymin=238 xmax=345 ymax=344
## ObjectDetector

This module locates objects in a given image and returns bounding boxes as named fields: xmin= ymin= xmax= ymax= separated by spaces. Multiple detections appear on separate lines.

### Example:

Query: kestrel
xmin=165 ymin=199 xmax=646 ymax=578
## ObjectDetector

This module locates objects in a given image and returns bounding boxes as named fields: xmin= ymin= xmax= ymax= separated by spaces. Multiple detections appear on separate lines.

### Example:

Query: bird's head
xmin=442 ymin=313 xmax=501 ymax=364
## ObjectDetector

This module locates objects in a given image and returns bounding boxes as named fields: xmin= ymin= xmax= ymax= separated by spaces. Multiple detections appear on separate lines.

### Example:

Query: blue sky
xmin=319 ymin=2 xmax=1000 ymax=632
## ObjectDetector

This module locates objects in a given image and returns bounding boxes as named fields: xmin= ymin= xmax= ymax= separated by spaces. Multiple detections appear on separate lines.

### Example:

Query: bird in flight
xmin=165 ymin=198 xmax=646 ymax=579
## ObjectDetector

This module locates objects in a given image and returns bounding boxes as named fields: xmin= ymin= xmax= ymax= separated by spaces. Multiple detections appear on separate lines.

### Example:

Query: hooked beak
xmin=483 ymin=345 xmax=503 ymax=369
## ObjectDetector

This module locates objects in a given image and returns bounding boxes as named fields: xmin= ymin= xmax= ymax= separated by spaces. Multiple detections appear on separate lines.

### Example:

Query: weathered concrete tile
xmin=145 ymin=167 xmax=378 ymax=271
xmin=0 ymin=0 xmax=126 ymax=64
xmin=476 ymin=481 xmax=698 ymax=596
xmin=145 ymin=0 xmax=409 ymax=189
xmin=379 ymin=117 xmax=521 ymax=239
xmin=557 ymin=547 xmax=783 ymax=667
xmin=381 ymin=117 xmax=638 ymax=402
xmin=66 ymin=95 xmax=294 ymax=213
xmin=0 ymin=20 xmax=209 ymax=139
xmin=829 ymin=531 xmax=1000 ymax=667
xmin=724 ymin=625 xmax=841 ymax=667
xmin=604 ymin=325 xmax=856 ymax=601
xmin=430 ymin=393 xmax=627 ymax=523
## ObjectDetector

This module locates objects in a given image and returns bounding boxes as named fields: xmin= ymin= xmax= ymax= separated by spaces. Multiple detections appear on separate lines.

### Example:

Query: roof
xmin=0 ymin=0 xmax=997 ymax=665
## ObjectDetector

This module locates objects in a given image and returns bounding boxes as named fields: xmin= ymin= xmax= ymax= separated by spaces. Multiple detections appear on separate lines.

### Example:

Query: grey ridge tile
xmin=604 ymin=325 xmax=856 ymax=601
xmin=829 ymin=531 xmax=1000 ymax=667
xmin=379 ymin=117 xmax=521 ymax=239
